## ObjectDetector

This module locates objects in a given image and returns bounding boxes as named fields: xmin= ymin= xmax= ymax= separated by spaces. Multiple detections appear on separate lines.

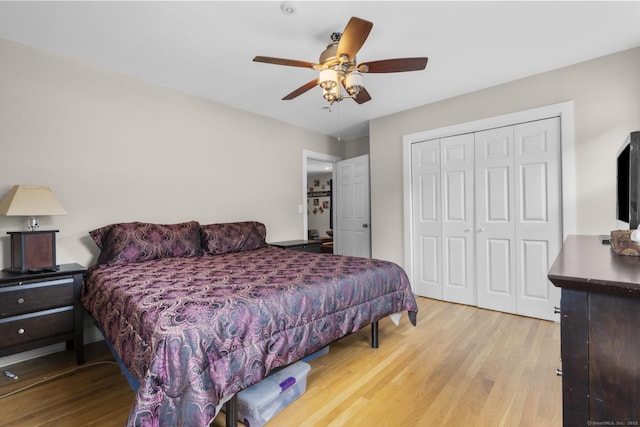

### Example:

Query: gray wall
xmin=0 ymin=39 xmax=344 ymax=267
xmin=369 ymin=48 xmax=640 ymax=265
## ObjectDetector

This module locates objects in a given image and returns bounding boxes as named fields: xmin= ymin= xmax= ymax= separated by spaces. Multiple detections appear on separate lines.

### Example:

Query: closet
xmin=410 ymin=117 xmax=562 ymax=320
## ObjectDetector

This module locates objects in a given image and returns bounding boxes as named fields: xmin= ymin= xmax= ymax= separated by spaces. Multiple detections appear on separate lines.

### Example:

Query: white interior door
xmin=441 ymin=133 xmax=476 ymax=305
xmin=411 ymin=140 xmax=442 ymax=298
xmin=514 ymin=118 xmax=562 ymax=320
xmin=475 ymin=126 xmax=517 ymax=314
xmin=335 ymin=155 xmax=371 ymax=258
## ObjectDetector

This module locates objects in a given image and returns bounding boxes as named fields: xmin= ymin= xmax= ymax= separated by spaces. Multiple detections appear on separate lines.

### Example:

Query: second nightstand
xmin=270 ymin=240 xmax=323 ymax=253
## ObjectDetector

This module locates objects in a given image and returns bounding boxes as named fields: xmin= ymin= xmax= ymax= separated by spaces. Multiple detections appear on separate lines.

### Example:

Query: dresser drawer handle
xmin=17 ymin=328 xmax=25 ymax=335
xmin=17 ymin=297 xmax=25 ymax=304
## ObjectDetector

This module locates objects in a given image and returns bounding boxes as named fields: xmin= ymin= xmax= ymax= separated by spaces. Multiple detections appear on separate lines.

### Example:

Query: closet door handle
xmin=464 ymin=228 xmax=471 ymax=233
xmin=477 ymin=227 xmax=486 ymax=233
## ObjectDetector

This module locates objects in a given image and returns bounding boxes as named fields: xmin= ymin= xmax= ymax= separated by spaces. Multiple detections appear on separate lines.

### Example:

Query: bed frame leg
xmin=225 ymin=394 xmax=238 ymax=427
xmin=371 ymin=321 xmax=379 ymax=348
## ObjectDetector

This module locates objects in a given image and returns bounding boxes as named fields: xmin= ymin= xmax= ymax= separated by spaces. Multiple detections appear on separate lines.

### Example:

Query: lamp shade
xmin=0 ymin=185 xmax=67 ymax=216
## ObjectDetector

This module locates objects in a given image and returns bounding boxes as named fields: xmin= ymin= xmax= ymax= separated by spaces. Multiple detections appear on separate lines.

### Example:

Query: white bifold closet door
xmin=411 ymin=139 xmax=442 ymax=299
xmin=441 ymin=133 xmax=476 ymax=306
xmin=411 ymin=117 xmax=561 ymax=320
xmin=515 ymin=119 xmax=561 ymax=319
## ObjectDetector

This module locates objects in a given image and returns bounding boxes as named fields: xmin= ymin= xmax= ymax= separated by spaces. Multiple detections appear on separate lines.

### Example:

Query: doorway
xmin=307 ymin=159 xmax=334 ymax=242
xmin=302 ymin=150 xmax=341 ymax=245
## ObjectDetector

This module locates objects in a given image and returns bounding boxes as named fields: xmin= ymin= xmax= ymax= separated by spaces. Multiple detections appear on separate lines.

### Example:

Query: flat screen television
xmin=616 ymin=131 xmax=640 ymax=229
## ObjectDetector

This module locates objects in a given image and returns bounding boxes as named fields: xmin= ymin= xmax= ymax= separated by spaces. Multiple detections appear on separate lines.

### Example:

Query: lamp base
xmin=6 ymin=230 xmax=59 ymax=273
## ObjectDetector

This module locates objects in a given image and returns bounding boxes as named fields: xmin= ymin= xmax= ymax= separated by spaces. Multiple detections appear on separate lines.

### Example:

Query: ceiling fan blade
xmin=353 ymin=87 xmax=372 ymax=104
xmin=359 ymin=57 xmax=428 ymax=73
xmin=253 ymin=56 xmax=318 ymax=69
xmin=282 ymin=79 xmax=319 ymax=100
xmin=337 ymin=17 xmax=373 ymax=60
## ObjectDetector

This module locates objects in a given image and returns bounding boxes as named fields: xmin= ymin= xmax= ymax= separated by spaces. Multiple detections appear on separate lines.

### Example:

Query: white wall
xmin=0 ymin=39 xmax=344 ymax=268
xmin=369 ymin=48 xmax=640 ymax=266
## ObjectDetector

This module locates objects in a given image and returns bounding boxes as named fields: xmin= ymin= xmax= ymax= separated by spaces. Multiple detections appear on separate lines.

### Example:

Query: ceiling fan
xmin=253 ymin=16 xmax=428 ymax=105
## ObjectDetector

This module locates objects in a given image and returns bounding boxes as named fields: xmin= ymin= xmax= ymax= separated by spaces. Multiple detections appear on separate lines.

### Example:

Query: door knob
xmin=362 ymin=224 xmax=369 ymax=228
xmin=477 ymin=227 xmax=486 ymax=233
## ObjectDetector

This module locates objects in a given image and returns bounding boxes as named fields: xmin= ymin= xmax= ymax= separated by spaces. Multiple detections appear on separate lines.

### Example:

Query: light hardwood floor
xmin=0 ymin=297 xmax=562 ymax=426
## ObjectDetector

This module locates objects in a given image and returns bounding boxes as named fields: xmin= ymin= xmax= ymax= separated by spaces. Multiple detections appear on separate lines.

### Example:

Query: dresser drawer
xmin=0 ymin=306 xmax=74 ymax=348
xmin=0 ymin=278 xmax=74 ymax=317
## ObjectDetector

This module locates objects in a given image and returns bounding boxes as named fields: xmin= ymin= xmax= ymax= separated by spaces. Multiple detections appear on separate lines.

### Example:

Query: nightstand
xmin=0 ymin=263 xmax=87 ymax=364
xmin=270 ymin=240 xmax=323 ymax=253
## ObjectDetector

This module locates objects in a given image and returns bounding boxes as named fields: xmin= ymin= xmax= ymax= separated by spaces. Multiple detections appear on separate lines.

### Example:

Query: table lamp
xmin=0 ymin=185 xmax=67 ymax=273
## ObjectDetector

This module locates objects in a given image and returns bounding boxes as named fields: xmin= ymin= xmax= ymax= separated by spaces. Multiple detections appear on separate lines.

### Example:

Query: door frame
xmin=401 ymin=101 xmax=576 ymax=289
xmin=302 ymin=150 xmax=342 ymax=240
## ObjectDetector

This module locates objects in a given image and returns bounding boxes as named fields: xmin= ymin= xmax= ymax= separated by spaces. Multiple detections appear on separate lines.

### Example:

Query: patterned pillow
xmin=89 ymin=221 xmax=202 ymax=265
xmin=200 ymin=221 xmax=267 ymax=255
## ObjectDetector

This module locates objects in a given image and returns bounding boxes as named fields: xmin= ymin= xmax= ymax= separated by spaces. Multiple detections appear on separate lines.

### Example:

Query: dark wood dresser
xmin=0 ymin=263 xmax=86 ymax=364
xmin=548 ymin=235 xmax=640 ymax=426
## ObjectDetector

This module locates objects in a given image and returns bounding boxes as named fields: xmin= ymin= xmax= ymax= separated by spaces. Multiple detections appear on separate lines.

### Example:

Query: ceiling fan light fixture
xmin=345 ymin=72 xmax=363 ymax=96
xmin=319 ymin=69 xmax=338 ymax=90
xmin=322 ymin=84 xmax=340 ymax=103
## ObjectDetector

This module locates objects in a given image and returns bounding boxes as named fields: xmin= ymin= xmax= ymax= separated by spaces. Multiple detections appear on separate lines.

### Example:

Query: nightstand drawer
xmin=0 ymin=278 xmax=74 ymax=317
xmin=0 ymin=306 xmax=74 ymax=348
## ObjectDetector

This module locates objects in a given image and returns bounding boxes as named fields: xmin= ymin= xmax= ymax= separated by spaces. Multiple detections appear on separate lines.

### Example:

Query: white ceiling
xmin=0 ymin=1 xmax=638 ymax=141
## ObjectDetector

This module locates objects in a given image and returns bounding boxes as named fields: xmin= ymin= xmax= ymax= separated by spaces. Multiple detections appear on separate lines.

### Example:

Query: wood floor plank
xmin=0 ymin=297 xmax=562 ymax=426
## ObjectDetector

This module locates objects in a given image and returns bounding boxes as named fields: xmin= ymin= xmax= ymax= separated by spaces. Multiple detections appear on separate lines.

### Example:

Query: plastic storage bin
xmin=237 ymin=361 xmax=311 ymax=427
xmin=302 ymin=346 xmax=329 ymax=362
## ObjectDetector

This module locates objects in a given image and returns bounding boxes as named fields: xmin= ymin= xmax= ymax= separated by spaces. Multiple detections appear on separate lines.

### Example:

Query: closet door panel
xmin=475 ymin=126 xmax=517 ymax=314
xmin=418 ymin=235 xmax=440 ymax=293
xmin=485 ymin=166 xmax=511 ymax=221
xmin=411 ymin=139 xmax=442 ymax=298
xmin=485 ymin=238 xmax=513 ymax=295
xmin=441 ymin=134 xmax=476 ymax=305
xmin=515 ymin=118 xmax=562 ymax=320
xmin=520 ymin=240 xmax=549 ymax=299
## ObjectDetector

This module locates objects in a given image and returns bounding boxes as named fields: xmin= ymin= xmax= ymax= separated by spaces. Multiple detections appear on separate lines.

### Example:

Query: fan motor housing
xmin=319 ymin=41 xmax=354 ymax=70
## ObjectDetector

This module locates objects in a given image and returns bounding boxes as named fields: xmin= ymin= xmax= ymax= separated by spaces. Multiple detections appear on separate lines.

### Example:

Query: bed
xmin=81 ymin=220 xmax=418 ymax=427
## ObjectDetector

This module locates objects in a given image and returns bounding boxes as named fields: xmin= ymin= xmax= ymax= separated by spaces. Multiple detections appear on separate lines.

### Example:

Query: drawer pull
xmin=17 ymin=297 xmax=25 ymax=304
xmin=17 ymin=328 xmax=25 ymax=335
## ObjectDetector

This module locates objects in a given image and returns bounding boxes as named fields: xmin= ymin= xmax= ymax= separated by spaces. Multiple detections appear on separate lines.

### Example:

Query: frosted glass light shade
xmin=345 ymin=72 xmax=363 ymax=95
xmin=319 ymin=69 xmax=338 ymax=89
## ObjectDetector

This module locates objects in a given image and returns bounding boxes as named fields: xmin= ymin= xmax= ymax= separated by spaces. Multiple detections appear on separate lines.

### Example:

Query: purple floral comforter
xmin=81 ymin=246 xmax=418 ymax=426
